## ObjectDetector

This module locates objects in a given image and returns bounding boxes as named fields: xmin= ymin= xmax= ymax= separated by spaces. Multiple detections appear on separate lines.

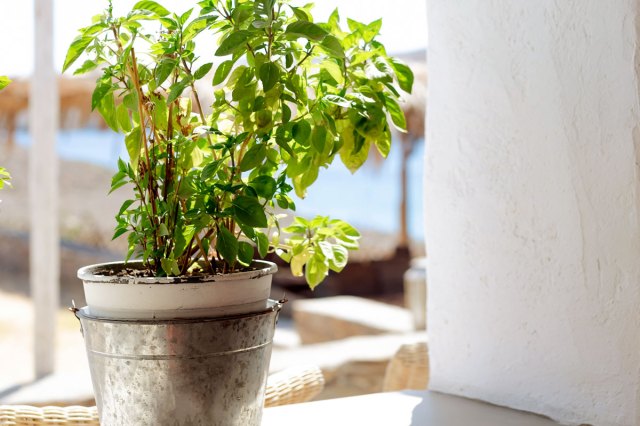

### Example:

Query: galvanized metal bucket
xmin=76 ymin=300 xmax=282 ymax=426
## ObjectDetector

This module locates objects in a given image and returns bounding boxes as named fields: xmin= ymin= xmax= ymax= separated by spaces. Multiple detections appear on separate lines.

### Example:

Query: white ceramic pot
xmin=77 ymin=260 xmax=277 ymax=319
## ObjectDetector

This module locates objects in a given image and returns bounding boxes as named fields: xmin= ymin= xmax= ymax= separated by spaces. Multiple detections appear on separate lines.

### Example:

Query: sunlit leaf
xmin=389 ymin=58 xmax=414 ymax=94
xmin=305 ymin=254 xmax=328 ymax=289
xmin=132 ymin=1 xmax=170 ymax=17
xmin=63 ymin=36 xmax=93 ymax=72
xmin=385 ymin=95 xmax=407 ymax=132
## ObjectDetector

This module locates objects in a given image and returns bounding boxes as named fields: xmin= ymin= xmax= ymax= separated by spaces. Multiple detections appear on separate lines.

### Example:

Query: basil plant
xmin=63 ymin=0 xmax=413 ymax=288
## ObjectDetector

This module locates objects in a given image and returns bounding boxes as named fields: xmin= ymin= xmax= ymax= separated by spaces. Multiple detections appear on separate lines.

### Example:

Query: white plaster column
xmin=30 ymin=0 xmax=59 ymax=377
xmin=425 ymin=1 xmax=640 ymax=425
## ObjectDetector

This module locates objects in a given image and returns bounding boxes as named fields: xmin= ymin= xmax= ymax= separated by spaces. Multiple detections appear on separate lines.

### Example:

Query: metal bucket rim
xmin=76 ymin=299 xmax=284 ymax=324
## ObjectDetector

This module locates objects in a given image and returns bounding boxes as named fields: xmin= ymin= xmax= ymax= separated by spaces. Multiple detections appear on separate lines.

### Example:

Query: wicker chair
xmin=382 ymin=341 xmax=429 ymax=392
xmin=0 ymin=365 xmax=324 ymax=426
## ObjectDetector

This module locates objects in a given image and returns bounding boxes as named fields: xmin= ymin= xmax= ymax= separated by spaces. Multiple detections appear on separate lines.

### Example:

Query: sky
xmin=0 ymin=0 xmax=428 ymax=77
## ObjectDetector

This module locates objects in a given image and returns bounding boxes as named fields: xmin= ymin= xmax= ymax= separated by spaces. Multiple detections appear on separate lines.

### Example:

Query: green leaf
xmin=158 ymin=223 xmax=170 ymax=236
xmin=363 ymin=18 xmax=382 ymax=42
xmin=174 ymin=224 xmax=196 ymax=258
xmin=323 ymin=94 xmax=350 ymax=108
xmin=194 ymin=62 xmax=213 ymax=80
xmin=255 ymin=109 xmax=272 ymax=128
xmin=389 ymin=58 xmax=414 ymax=94
xmin=317 ymin=241 xmax=334 ymax=259
xmin=289 ymin=6 xmax=310 ymax=21
xmin=322 ymin=61 xmax=344 ymax=85
xmin=151 ymin=95 xmax=168 ymax=131
xmin=275 ymin=194 xmax=288 ymax=209
xmin=160 ymin=258 xmax=180 ymax=276
xmin=116 ymin=200 xmax=134 ymax=217
xmin=132 ymin=1 xmax=170 ymax=17
xmin=249 ymin=175 xmax=277 ymax=199
xmin=158 ymin=17 xmax=178 ymax=30
xmin=311 ymin=126 xmax=326 ymax=153
xmin=233 ymin=196 xmax=268 ymax=228
xmin=213 ymin=60 xmax=235 ymax=85
xmin=216 ymin=226 xmax=238 ymax=265
xmin=339 ymin=131 xmax=370 ymax=173
xmin=305 ymin=253 xmax=328 ymax=289
xmin=240 ymin=144 xmax=266 ymax=171
xmin=239 ymin=223 xmax=256 ymax=239
xmin=335 ymin=220 xmax=360 ymax=237
xmin=116 ymin=103 xmax=132 ymax=132
xmin=275 ymin=134 xmax=294 ymax=157
xmin=253 ymin=20 xmax=268 ymax=29
xmin=320 ymin=35 xmax=345 ymax=58
xmin=91 ymin=79 xmax=112 ymax=111
xmin=328 ymin=8 xmax=340 ymax=31
xmin=215 ymin=30 xmax=252 ymax=56
xmin=259 ymin=62 xmax=279 ymax=92
xmin=385 ymin=95 xmax=407 ymax=132
xmin=63 ymin=36 xmax=93 ymax=72
xmin=282 ymin=103 xmax=292 ymax=123
xmin=329 ymin=245 xmax=348 ymax=272
xmin=300 ymin=166 xmax=318 ymax=192
xmin=97 ymin=93 xmax=118 ymax=131
xmin=80 ymin=22 xmax=107 ymax=36
xmin=73 ymin=60 xmax=98 ymax=76
xmin=125 ymin=127 xmax=142 ymax=169
xmin=0 ymin=76 xmax=10 ymax=91
xmin=109 ymin=169 xmax=128 ymax=194
xmin=286 ymin=21 xmax=327 ymax=41
xmin=155 ymin=58 xmax=177 ymax=87
xmin=290 ymin=250 xmax=311 ymax=277
xmin=277 ymin=248 xmax=292 ymax=263
xmin=183 ymin=15 xmax=215 ymax=41
xmin=238 ymin=241 xmax=254 ymax=266
xmin=201 ymin=160 xmax=221 ymax=180
xmin=347 ymin=18 xmax=364 ymax=33
xmin=167 ymin=76 xmax=193 ymax=104
xmin=179 ymin=8 xmax=194 ymax=25
xmin=256 ymin=232 xmax=269 ymax=258
xmin=292 ymin=120 xmax=311 ymax=145
xmin=375 ymin=128 xmax=391 ymax=158
xmin=112 ymin=226 xmax=128 ymax=241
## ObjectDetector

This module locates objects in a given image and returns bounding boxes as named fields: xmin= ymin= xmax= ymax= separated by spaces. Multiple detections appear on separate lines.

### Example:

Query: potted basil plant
xmin=64 ymin=1 xmax=413 ymax=425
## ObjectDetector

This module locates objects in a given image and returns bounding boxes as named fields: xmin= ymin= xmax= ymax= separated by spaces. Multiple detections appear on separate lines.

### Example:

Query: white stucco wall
xmin=425 ymin=1 xmax=640 ymax=425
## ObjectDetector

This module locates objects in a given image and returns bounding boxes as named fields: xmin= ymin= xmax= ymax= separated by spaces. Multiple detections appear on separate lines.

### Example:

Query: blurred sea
xmin=15 ymin=129 xmax=425 ymax=240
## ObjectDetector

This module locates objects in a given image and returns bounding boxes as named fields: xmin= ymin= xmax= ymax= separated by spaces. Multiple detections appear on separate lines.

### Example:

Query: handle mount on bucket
xmin=68 ymin=300 xmax=83 ymax=335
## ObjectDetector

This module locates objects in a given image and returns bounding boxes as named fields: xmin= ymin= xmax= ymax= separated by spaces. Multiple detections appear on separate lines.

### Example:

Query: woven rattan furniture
xmin=382 ymin=341 xmax=429 ymax=392
xmin=0 ymin=366 xmax=325 ymax=425
xmin=263 ymin=365 xmax=325 ymax=407
xmin=0 ymin=406 xmax=98 ymax=426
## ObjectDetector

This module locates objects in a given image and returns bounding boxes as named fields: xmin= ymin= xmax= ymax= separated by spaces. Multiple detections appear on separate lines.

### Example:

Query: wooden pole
xmin=30 ymin=0 xmax=59 ymax=378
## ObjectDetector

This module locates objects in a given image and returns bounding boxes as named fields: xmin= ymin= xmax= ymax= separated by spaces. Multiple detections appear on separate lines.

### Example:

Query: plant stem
xmin=194 ymin=232 xmax=214 ymax=273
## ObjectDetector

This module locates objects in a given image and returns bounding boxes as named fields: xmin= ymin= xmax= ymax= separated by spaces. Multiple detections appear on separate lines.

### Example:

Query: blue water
xmin=16 ymin=129 xmax=424 ymax=240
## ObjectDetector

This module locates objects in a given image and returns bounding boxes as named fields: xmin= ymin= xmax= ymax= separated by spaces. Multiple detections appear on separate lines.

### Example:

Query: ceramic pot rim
xmin=78 ymin=259 xmax=277 ymax=285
